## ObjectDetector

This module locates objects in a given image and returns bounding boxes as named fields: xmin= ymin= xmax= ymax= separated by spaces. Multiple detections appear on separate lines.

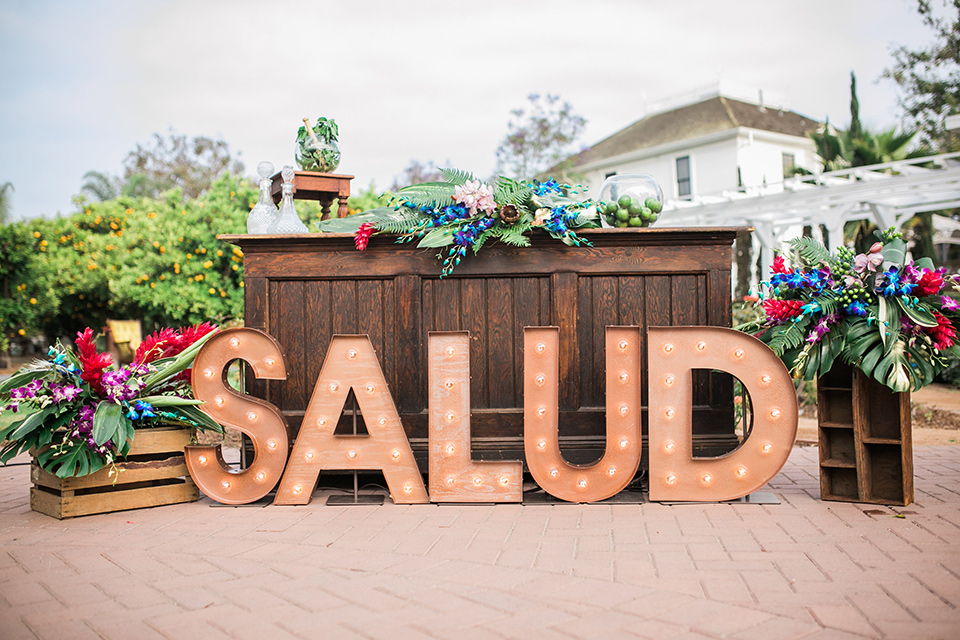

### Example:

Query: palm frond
xmin=438 ymin=168 xmax=475 ymax=185
xmin=764 ymin=319 xmax=809 ymax=356
xmin=788 ymin=236 xmax=833 ymax=266
xmin=492 ymin=225 xmax=532 ymax=248
xmin=393 ymin=183 xmax=456 ymax=209
xmin=373 ymin=208 xmax=426 ymax=234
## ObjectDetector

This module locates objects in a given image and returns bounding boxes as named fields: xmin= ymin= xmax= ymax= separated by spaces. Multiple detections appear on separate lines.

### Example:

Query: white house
xmin=559 ymin=92 xmax=821 ymax=204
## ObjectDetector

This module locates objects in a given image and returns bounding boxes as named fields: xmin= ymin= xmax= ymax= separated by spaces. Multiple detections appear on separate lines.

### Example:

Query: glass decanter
xmin=246 ymin=161 xmax=279 ymax=234
xmin=267 ymin=165 xmax=309 ymax=234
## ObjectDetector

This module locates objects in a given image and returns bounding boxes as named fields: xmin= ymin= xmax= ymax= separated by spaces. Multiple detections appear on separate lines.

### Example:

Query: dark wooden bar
xmin=221 ymin=227 xmax=748 ymax=470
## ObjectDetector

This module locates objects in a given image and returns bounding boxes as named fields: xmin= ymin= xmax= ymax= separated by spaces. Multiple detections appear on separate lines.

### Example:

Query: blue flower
xmin=845 ymin=300 xmax=867 ymax=316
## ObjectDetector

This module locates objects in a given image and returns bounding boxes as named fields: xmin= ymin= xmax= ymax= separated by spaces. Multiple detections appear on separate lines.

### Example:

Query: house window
xmin=782 ymin=152 xmax=796 ymax=176
xmin=676 ymin=156 xmax=691 ymax=197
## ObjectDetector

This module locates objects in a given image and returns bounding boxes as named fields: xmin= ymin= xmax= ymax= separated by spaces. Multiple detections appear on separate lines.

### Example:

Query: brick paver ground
xmin=1 ymin=446 xmax=959 ymax=639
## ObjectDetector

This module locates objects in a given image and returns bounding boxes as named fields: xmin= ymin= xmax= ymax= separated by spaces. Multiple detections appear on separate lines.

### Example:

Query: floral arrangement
xmin=739 ymin=229 xmax=960 ymax=392
xmin=0 ymin=323 xmax=222 ymax=478
xmin=318 ymin=168 xmax=601 ymax=276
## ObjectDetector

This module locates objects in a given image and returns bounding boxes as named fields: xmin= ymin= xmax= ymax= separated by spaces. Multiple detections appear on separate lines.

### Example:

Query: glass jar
xmin=597 ymin=174 xmax=663 ymax=228
xmin=296 ymin=137 xmax=340 ymax=173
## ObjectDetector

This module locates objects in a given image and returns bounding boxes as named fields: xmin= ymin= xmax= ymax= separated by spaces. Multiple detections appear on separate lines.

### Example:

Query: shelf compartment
xmin=820 ymin=428 xmax=856 ymax=467
xmin=862 ymin=443 xmax=911 ymax=505
xmin=821 ymin=467 xmax=859 ymax=502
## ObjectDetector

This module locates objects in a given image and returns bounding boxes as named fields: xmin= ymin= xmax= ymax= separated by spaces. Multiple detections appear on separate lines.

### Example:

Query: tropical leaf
xmin=789 ymin=236 xmax=832 ymax=266
xmin=373 ymin=209 xmax=427 ymax=235
xmin=764 ymin=319 xmax=810 ymax=356
xmin=0 ymin=364 xmax=54 ymax=395
xmin=492 ymin=225 xmax=532 ymax=248
xmin=92 ymin=402 xmax=126 ymax=446
xmin=438 ymin=168 xmax=475 ymax=185
xmin=168 ymin=404 xmax=223 ymax=432
xmin=141 ymin=331 xmax=215 ymax=393
xmin=417 ymin=228 xmax=455 ymax=249
xmin=136 ymin=396 xmax=204 ymax=407
xmin=914 ymin=257 xmax=935 ymax=271
xmin=881 ymin=237 xmax=907 ymax=269
xmin=895 ymin=297 xmax=938 ymax=328
xmin=393 ymin=183 xmax=456 ymax=209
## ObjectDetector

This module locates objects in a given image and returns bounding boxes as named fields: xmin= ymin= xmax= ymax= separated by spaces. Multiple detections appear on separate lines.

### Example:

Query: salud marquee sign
xmin=185 ymin=326 xmax=798 ymax=505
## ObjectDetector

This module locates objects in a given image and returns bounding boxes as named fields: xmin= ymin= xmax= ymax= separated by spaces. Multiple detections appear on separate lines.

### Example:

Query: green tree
xmin=810 ymin=72 xmax=929 ymax=254
xmin=0 ymin=182 xmax=12 ymax=223
xmin=884 ymin=0 xmax=960 ymax=151
xmin=84 ymin=132 xmax=244 ymax=203
xmin=79 ymin=171 xmax=119 ymax=202
xmin=495 ymin=93 xmax=587 ymax=179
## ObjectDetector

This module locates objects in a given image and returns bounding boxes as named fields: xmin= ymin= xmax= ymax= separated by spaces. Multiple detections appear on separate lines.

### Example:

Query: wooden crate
xmin=817 ymin=363 xmax=913 ymax=506
xmin=30 ymin=427 xmax=199 ymax=519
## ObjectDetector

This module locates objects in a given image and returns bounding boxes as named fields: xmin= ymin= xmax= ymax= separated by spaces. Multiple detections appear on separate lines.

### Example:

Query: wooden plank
xmin=395 ymin=275 xmax=423 ymax=416
xmin=32 ymin=481 xmax=199 ymax=519
xmin=32 ymin=456 xmax=190 ymax=491
xmin=304 ymin=280 xmax=332 ymax=398
xmin=514 ymin=277 xmax=544 ymax=409
xmin=589 ymin=276 xmax=619 ymax=411
xmin=236 ymin=240 xmax=737 ymax=279
xmin=126 ymin=427 xmax=193 ymax=455
xmin=461 ymin=278 xmax=489 ymax=410
xmin=552 ymin=272 xmax=580 ymax=411
xmin=272 ymin=280 xmax=306 ymax=412
xmin=486 ymin=278 xmax=515 ymax=408
xmin=618 ymin=276 xmax=646 ymax=407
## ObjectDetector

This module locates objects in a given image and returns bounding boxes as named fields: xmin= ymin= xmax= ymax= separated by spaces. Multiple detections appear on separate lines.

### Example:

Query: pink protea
xmin=354 ymin=223 xmax=375 ymax=251
xmin=762 ymin=299 xmax=804 ymax=324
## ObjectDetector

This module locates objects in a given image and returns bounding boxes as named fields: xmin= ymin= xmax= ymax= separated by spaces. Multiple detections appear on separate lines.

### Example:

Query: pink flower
xmin=453 ymin=180 xmax=497 ymax=215
xmin=942 ymin=295 xmax=960 ymax=312
xmin=853 ymin=242 xmax=884 ymax=274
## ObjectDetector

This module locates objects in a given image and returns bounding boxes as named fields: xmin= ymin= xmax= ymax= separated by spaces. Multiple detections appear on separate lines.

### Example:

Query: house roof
xmin=565 ymin=95 xmax=821 ymax=169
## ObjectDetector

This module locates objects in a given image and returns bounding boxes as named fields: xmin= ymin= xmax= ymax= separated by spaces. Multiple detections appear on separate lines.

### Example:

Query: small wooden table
xmin=270 ymin=171 xmax=353 ymax=219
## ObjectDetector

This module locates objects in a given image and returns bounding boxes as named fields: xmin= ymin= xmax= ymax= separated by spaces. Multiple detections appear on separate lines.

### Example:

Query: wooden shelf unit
xmin=817 ymin=362 xmax=913 ymax=505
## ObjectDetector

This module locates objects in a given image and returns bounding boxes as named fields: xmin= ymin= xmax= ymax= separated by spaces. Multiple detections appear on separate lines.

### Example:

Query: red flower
xmin=136 ymin=323 xmax=217 ymax=382
xmin=75 ymin=328 xmax=113 ymax=395
xmin=916 ymin=270 xmax=944 ymax=297
xmin=928 ymin=311 xmax=957 ymax=350
xmin=762 ymin=299 xmax=804 ymax=324
xmin=354 ymin=223 xmax=375 ymax=251
xmin=135 ymin=327 xmax=177 ymax=365
xmin=772 ymin=255 xmax=789 ymax=275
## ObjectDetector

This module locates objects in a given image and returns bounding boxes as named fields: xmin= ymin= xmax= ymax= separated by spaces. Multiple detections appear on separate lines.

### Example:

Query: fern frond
xmin=789 ymin=236 xmax=833 ymax=266
xmin=374 ymin=209 xmax=427 ymax=234
xmin=765 ymin=319 xmax=810 ymax=356
xmin=492 ymin=225 xmax=531 ymax=248
xmin=495 ymin=177 xmax=533 ymax=207
xmin=438 ymin=168 xmax=475 ymax=185
xmin=394 ymin=183 xmax=456 ymax=209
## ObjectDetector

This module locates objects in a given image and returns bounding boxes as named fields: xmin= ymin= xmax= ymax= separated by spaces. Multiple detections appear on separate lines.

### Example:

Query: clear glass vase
xmin=597 ymin=174 xmax=664 ymax=228
xmin=296 ymin=137 xmax=340 ymax=173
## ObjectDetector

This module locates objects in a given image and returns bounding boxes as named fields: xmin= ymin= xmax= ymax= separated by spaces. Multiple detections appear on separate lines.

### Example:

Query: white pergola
xmin=659 ymin=152 xmax=960 ymax=278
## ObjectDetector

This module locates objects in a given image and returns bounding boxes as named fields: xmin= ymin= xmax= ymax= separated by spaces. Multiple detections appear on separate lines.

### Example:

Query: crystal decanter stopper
xmin=267 ymin=165 xmax=309 ymax=234
xmin=246 ymin=161 xmax=279 ymax=234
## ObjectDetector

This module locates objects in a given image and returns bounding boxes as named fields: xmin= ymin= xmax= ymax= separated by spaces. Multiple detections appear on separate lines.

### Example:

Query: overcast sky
xmin=0 ymin=0 xmax=939 ymax=222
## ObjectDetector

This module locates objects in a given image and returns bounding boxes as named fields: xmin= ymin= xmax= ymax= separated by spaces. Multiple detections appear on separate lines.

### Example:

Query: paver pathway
xmin=1 ymin=447 xmax=959 ymax=639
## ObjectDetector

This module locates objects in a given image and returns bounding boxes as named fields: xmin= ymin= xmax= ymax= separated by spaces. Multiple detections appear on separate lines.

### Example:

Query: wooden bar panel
xmin=227 ymin=228 xmax=746 ymax=465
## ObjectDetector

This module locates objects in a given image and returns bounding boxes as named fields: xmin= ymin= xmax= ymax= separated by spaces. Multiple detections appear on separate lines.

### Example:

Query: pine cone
xmin=499 ymin=204 xmax=521 ymax=224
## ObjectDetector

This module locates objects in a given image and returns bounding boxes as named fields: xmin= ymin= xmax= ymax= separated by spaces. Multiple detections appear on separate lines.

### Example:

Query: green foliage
xmin=84 ymin=132 xmax=244 ymax=203
xmin=789 ymin=236 xmax=834 ymax=266
xmin=0 ymin=174 xmax=250 ymax=344
xmin=883 ymin=0 xmax=960 ymax=151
